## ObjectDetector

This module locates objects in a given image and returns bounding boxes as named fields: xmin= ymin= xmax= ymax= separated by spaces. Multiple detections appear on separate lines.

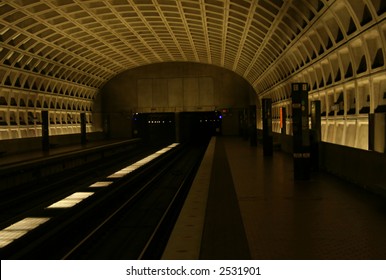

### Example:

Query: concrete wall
xmin=101 ymin=62 xmax=256 ymax=138
xmin=268 ymin=131 xmax=386 ymax=196
xmin=321 ymin=142 xmax=386 ymax=196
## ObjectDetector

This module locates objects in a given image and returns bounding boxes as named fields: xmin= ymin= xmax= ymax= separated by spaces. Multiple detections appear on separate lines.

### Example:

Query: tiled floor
xmin=207 ymin=136 xmax=386 ymax=259
xmin=200 ymin=137 xmax=250 ymax=259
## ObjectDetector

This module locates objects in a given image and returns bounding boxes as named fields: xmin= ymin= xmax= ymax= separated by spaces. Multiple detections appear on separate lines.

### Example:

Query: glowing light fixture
xmin=0 ymin=217 xmax=50 ymax=248
xmin=106 ymin=143 xmax=180 ymax=179
xmin=121 ymin=166 xmax=138 ymax=172
xmin=89 ymin=181 xmax=113 ymax=187
xmin=47 ymin=192 xmax=94 ymax=208
xmin=107 ymin=171 xmax=130 ymax=178
xmin=168 ymin=143 xmax=179 ymax=148
xmin=156 ymin=148 xmax=171 ymax=154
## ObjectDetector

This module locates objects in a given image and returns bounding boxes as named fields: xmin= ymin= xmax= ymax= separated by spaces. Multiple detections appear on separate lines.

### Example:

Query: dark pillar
xmin=175 ymin=112 xmax=180 ymax=143
xmin=280 ymin=107 xmax=286 ymax=135
xmin=292 ymin=83 xmax=310 ymax=180
xmin=42 ymin=110 xmax=49 ymax=152
xmin=370 ymin=113 xmax=386 ymax=153
xmin=104 ymin=114 xmax=110 ymax=139
xmin=280 ymin=107 xmax=286 ymax=151
xmin=215 ymin=110 xmax=222 ymax=136
xmin=369 ymin=113 xmax=374 ymax=151
xmin=80 ymin=112 xmax=87 ymax=145
xmin=310 ymin=101 xmax=321 ymax=170
xmin=249 ymin=105 xmax=257 ymax=146
xmin=242 ymin=109 xmax=248 ymax=140
xmin=262 ymin=98 xmax=273 ymax=156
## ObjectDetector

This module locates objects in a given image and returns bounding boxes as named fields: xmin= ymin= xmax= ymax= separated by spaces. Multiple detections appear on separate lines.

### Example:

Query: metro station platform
xmin=0 ymin=138 xmax=142 ymax=192
xmin=0 ymin=139 xmax=133 ymax=167
xmin=163 ymin=136 xmax=386 ymax=260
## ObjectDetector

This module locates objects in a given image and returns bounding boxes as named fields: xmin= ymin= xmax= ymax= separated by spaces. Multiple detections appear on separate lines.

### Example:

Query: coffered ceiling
xmin=1 ymin=0 xmax=385 ymax=100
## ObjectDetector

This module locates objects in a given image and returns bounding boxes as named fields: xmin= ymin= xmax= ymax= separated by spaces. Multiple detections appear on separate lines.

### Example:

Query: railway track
xmin=0 ymin=142 xmax=159 ymax=224
xmin=0 ymin=141 xmax=208 ymax=259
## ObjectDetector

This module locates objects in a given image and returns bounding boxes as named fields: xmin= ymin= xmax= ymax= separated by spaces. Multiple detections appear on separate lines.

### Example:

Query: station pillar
xmin=103 ymin=114 xmax=111 ymax=139
xmin=291 ymin=83 xmax=310 ymax=180
xmin=310 ymin=101 xmax=321 ymax=170
xmin=262 ymin=98 xmax=273 ymax=156
xmin=42 ymin=110 xmax=49 ymax=152
xmin=175 ymin=112 xmax=180 ymax=143
xmin=241 ymin=109 xmax=248 ymax=140
xmin=250 ymin=105 xmax=257 ymax=146
xmin=369 ymin=113 xmax=386 ymax=153
xmin=80 ymin=112 xmax=87 ymax=145
xmin=280 ymin=107 xmax=286 ymax=136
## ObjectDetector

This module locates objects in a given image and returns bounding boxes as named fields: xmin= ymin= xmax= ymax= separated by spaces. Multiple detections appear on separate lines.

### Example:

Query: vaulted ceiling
xmin=1 ymin=0 xmax=385 ymax=101
xmin=0 ymin=0 xmax=328 ymax=96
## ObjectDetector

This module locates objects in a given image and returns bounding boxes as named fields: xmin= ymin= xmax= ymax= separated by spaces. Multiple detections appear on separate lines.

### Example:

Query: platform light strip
xmin=168 ymin=143 xmax=179 ymax=148
xmin=107 ymin=143 xmax=180 ymax=179
xmin=156 ymin=148 xmax=172 ymax=154
xmin=89 ymin=181 xmax=113 ymax=188
xmin=46 ymin=192 xmax=94 ymax=209
xmin=0 ymin=217 xmax=51 ymax=248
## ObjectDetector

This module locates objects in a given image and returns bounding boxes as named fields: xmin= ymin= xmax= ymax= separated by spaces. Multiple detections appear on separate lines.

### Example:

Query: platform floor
xmin=200 ymin=136 xmax=386 ymax=259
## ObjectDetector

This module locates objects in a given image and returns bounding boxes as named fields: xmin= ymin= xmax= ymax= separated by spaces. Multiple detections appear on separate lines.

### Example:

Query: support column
xmin=369 ymin=113 xmax=374 ymax=151
xmin=241 ymin=108 xmax=248 ymax=140
xmin=310 ymin=101 xmax=321 ymax=170
xmin=175 ymin=112 xmax=180 ymax=143
xmin=104 ymin=114 xmax=110 ymax=139
xmin=280 ymin=107 xmax=286 ymax=135
xmin=279 ymin=107 xmax=287 ymax=152
xmin=42 ymin=110 xmax=49 ymax=152
xmin=80 ymin=112 xmax=87 ymax=145
xmin=370 ymin=113 xmax=386 ymax=153
xmin=249 ymin=105 xmax=257 ymax=146
xmin=262 ymin=98 xmax=273 ymax=156
xmin=292 ymin=83 xmax=310 ymax=180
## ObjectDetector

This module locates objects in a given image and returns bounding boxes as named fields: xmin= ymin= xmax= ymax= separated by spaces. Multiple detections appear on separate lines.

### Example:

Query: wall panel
xmin=183 ymin=78 xmax=199 ymax=108
xmin=168 ymin=78 xmax=183 ymax=108
xmin=137 ymin=79 xmax=153 ymax=108
xmin=152 ymin=79 xmax=169 ymax=108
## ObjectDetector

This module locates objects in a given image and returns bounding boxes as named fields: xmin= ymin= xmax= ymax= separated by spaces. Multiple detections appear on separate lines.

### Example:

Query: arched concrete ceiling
xmin=0 ymin=0 xmax=385 ymax=104
xmin=0 ymin=0 xmax=345 ymax=97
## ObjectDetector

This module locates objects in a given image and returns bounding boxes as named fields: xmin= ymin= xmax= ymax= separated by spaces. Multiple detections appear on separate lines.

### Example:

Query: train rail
xmin=0 ymin=141 xmax=208 ymax=259
xmin=0 ymin=139 xmax=142 ymax=191
xmin=0 ymin=140 xmax=159 ymax=223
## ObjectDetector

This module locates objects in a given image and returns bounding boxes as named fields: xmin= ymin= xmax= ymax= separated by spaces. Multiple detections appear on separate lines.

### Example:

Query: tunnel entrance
xmin=132 ymin=111 xmax=222 ymax=144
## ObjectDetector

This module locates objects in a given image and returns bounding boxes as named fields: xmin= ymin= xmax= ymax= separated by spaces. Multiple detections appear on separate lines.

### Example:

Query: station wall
xmin=269 ymin=131 xmax=386 ymax=196
xmin=257 ymin=0 xmax=386 ymax=152
xmin=101 ymin=62 xmax=256 ymax=138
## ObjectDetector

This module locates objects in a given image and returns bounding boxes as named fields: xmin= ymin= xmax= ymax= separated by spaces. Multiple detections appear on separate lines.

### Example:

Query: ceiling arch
xmin=1 ymin=0 xmax=333 ymax=97
xmin=1 ymin=0 xmax=385 ymax=141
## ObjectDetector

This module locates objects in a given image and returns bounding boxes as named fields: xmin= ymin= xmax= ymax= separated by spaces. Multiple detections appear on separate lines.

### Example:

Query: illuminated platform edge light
xmin=0 ymin=217 xmax=51 ymax=249
xmin=107 ymin=143 xmax=180 ymax=179
xmin=0 ymin=144 xmax=182 ymax=249
xmin=46 ymin=192 xmax=94 ymax=209
xmin=89 ymin=181 xmax=113 ymax=188
xmin=168 ymin=143 xmax=179 ymax=148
